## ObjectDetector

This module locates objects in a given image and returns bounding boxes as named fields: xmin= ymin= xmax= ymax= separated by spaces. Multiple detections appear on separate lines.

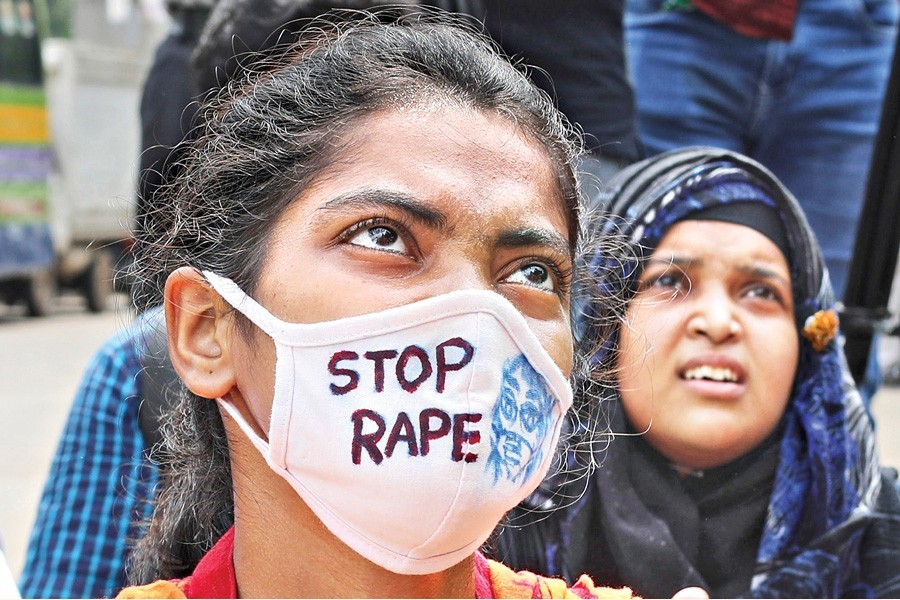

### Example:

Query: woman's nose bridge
xmin=441 ymin=254 xmax=494 ymax=293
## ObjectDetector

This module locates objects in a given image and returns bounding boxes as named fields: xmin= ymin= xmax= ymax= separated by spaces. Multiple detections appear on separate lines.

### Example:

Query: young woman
xmin=494 ymin=147 xmax=900 ymax=598
xmin=115 ymin=13 xmax=635 ymax=599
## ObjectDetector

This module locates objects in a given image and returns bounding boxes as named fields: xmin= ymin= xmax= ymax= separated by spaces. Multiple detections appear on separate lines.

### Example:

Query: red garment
xmin=692 ymin=0 xmax=798 ymax=40
xmin=116 ymin=527 xmax=237 ymax=599
xmin=172 ymin=527 xmax=238 ymax=599
xmin=117 ymin=526 xmax=632 ymax=599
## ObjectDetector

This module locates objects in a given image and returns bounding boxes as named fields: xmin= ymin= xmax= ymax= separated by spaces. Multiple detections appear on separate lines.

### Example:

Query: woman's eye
xmin=745 ymin=284 xmax=781 ymax=303
xmin=637 ymin=269 xmax=690 ymax=302
xmin=644 ymin=272 xmax=687 ymax=293
xmin=653 ymin=273 xmax=684 ymax=290
xmin=505 ymin=263 xmax=556 ymax=292
xmin=347 ymin=223 xmax=408 ymax=254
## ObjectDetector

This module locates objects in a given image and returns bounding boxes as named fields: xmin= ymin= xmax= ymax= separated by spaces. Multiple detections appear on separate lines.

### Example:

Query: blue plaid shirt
xmin=19 ymin=314 xmax=160 ymax=599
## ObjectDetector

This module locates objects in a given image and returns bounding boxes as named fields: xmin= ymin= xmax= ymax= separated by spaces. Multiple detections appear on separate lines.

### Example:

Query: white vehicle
xmin=43 ymin=0 xmax=168 ymax=312
xmin=0 ymin=0 xmax=166 ymax=315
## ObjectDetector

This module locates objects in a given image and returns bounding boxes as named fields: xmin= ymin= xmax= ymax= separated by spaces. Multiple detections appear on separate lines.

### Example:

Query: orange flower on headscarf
xmin=802 ymin=309 xmax=839 ymax=352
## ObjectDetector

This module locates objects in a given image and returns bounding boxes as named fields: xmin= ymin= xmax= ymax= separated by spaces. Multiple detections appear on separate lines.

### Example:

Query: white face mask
xmin=204 ymin=271 xmax=573 ymax=575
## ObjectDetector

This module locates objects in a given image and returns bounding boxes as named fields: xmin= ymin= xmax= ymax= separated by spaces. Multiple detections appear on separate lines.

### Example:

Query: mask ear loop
xmin=203 ymin=271 xmax=287 ymax=340
xmin=218 ymin=396 xmax=274 ymax=456
xmin=203 ymin=271 xmax=297 ymax=461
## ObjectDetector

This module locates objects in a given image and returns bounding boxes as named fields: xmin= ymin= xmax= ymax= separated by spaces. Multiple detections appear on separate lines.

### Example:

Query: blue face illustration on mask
xmin=486 ymin=354 xmax=556 ymax=486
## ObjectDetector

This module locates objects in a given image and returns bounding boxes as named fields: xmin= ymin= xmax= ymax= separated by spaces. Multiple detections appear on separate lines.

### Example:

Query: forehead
xmin=305 ymin=105 xmax=570 ymax=240
xmin=652 ymin=220 xmax=790 ymax=274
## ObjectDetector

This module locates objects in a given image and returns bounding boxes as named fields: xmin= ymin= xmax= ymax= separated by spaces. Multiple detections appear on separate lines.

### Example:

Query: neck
xmin=227 ymin=423 xmax=476 ymax=598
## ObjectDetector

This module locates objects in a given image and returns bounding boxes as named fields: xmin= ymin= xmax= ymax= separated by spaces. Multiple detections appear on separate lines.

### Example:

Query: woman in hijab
xmin=493 ymin=147 xmax=900 ymax=598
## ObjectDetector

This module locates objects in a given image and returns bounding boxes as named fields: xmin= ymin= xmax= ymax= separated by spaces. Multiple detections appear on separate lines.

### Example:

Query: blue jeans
xmin=624 ymin=0 xmax=898 ymax=299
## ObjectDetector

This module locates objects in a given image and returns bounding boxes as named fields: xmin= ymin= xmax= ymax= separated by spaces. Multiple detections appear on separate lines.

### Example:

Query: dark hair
xmin=190 ymin=1 xmax=424 ymax=96
xmin=129 ymin=11 xmax=585 ymax=582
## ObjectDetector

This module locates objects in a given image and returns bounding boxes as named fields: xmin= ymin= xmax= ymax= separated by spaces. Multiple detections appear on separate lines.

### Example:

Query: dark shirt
xmin=477 ymin=0 xmax=641 ymax=162
xmin=137 ymin=10 xmax=208 ymax=236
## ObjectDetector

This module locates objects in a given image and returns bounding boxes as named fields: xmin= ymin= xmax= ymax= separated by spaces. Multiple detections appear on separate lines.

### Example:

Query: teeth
xmin=684 ymin=365 xmax=738 ymax=383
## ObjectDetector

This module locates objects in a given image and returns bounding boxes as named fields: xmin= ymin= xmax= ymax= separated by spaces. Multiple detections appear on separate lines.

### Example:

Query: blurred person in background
xmin=623 ymin=0 xmax=898 ymax=302
xmin=472 ymin=0 xmax=641 ymax=184
xmin=134 ymin=0 xmax=213 ymax=245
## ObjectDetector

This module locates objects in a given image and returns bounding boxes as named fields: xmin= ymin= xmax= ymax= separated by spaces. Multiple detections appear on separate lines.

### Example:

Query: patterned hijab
xmin=578 ymin=147 xmax=894 ymax=597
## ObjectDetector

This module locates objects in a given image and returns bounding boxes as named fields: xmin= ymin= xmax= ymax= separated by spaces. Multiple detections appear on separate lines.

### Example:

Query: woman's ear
xmin=165 ymin=266 xmax=236 ymax=399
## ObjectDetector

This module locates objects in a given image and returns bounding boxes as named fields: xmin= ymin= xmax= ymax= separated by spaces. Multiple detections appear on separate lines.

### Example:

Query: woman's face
xmin=616 ymin=219 xmax=798 ymax=470
xmin=230 ymin=105 xmax=575 ymax=432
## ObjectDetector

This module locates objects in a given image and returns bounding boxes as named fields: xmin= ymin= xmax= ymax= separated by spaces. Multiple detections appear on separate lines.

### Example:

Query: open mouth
xmin=682 ymin=365 xmax=740 ymax=383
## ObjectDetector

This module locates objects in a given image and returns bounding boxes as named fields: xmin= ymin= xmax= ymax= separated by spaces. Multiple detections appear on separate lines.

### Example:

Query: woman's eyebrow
xmin=737 ymin=264 xmax=791 ymax=287
xmin=645 ymin=256 xmax=694 ymax=270
xmin=496 ymin=228 xmax=572 ymax=258
xmin=318 ymin=189 xmax=448 ymax=229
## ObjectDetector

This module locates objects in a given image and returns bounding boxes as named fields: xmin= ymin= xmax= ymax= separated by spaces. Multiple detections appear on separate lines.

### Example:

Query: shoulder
xmin=84 ymin=316 xmax=149 ymax=385
xmin=480 ymin=554 xmax=634 ymax=599
xmin=68 ymin=315 xmax=150 ymax=420
xmin=115 ymin=579 xmax=188 ymax=599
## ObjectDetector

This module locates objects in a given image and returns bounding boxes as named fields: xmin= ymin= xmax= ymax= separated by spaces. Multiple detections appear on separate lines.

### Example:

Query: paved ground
xmin=1 ymin=297 xmax=899 ymax=586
